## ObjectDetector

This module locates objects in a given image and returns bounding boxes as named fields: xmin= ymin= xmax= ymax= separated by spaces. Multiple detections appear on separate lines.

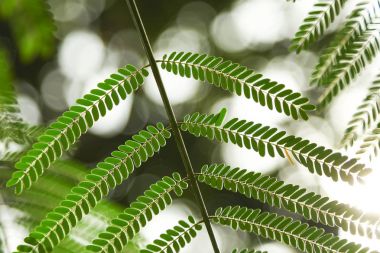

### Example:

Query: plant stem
xmin=125 ymin=1 xmax=220 ymax=252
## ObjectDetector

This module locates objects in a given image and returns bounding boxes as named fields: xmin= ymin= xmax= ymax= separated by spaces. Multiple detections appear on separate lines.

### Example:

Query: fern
xmin=140 ymin=216 xmax=202 ymax=253
xmin=4 ymin=0 xmax=380 ymax=249
xmin=355 ymin=123 xmax=380 ymax=160
xmin=310 ymin=1 xmax=378 ymax=86
xmin=318 ymin=16 xmax=380 ymax=108
xmin=6 ymin=65 xmax=149 ymax=194
xmin=198 ymin=163 xmax=380 ymax=239
xmin=87 ymin=173 xmax=188 ymax=253
xmin=290 ymin=0 xmax=347 ymax=53
xmin=1 ymin=150 xmax=28 ymax=163
xmin=0 ymin=46 xmax=15 ymax=106
xmin=212 ymin=206 xmax=369 ymax=253
xmin=0 ymin=161 xmax=140 ymax=253
xmin=14 ymin=124 xmax=170 ymax=253
xmin=180 ymin=110 xmax=372 ymax=184
xmin=0 ymin=120 xmax=43 ymax=151
xmin=0 ymin=0 xmax=56 ymax=62
xmin=341 ymin=71 xmax=380 ymax=147
xmin=160 ymin=51 xmax=315 ymax=120
xmin=0 ymin=46 xmax=34 ymax=150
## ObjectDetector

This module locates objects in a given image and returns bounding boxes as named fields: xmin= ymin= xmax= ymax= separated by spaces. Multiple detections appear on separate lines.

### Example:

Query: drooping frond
xmin=212 ymin=206 xmax=370 ymax=253
xmin=290 ymin=0 xmax=347 ymax=53
xmin=140 ymin=216 xmax=202 ymax=253
xmin=160 ymin=52 xmax=315 ymax=120
xmin=180 ymin=110 xmax=372 ymax=184
xmin=14 ymin=124 xmax=170 ymax=253
xmin=87 ymin=173 xmax=188 ymax=253
xmin=341 ymin=71 xmax=380 ymax=147
xmin=310 ymin=1 xmax=378 ymax=86
xmin=7 ymin=65 xmax=149 ymax=195
xmin=232 ymin=249 xmax=267 ymax=253
xmin=0 ymin=0 xmax=56 ymax=62
xmin=356 ymin=124 xmax=380 ymax=160
xmin=318 ymin=15 xmax=380 ymax=108
xmin=198 ymin=164 xmax=380 ymax=239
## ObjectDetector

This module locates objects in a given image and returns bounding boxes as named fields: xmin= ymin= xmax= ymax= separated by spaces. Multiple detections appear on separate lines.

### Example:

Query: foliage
xmin=0 ymin=0 xmax=55 ymax=62
xmin=198 ymin=163 xmax=380 ymax=239
xmin=0 ymin=161 xmax=140 ymax=253
xmin=2 ymin=1 xmax=380 ymax=253
xmin=180 ymin=110 xmax=371 ymax=184
xmin=139 ymin=216 xmax=202 ymax=253
xmin=0 ymin=47 xmax=25 ymax=150
xmin=160 ymin=52 xmax=315 ymax=120
xmin=290 ymin=0 xmax=347 ymax=53
xmin=355 ymin=122 xmax=380 ymax=160
xmin=87 ymin=173 xmax=188 ymax=253
xmin=232 ymin=249 xmax=267 ymax=253
xmin=341 ymin=71 xmax=380 ymax=148
xmin=294 ymin=0 xmax=380 ymax=108
xmin=6 ymin=65 xmax=149 ymax=194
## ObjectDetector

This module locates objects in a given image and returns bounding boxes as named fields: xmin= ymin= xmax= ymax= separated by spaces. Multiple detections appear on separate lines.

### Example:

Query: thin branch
xmin=125 ymin=1 xmax=220 ymax=252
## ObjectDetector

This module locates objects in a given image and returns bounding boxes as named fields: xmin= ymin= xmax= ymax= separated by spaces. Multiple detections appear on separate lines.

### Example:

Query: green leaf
xmin=198 ymin=163 xmax=380 ymax=239
xmin=139 ymin=216 xmax=202 ymax=253
xmin=231 ymin=249 xmax=267 ymax=253
xmin=87 ymin=173 xmax=188 ymax=253
xmin=213 ymin=206 xmax=369 ymax=253
xmin=7 ymin=65 xmax=149 ymax=194
xmin=317 ymin=5 xmax=380 ymax=108
xmin=340 ymin=72 xmax=380 ymax=148
xmin=160 ymin=52 xmax=315 ymax=120
xmin=355 ymin=126 xmax=380 ymax=161
xmin=15 ymin=123 xmax=170 ymax=253
xmin=310 ymin=1 xmax=378 ymax=86
xmin=290 ymin=0 xmax=347 ymax=53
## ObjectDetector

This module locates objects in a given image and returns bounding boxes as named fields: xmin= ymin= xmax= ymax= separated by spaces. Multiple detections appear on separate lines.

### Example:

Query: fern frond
xmin=140 ymin=216 xmax=202 ymax=253
xmin=180 ymin=110 xmax=372 ymax=184
xmin=290 ymin=0 xmax=347 ymax=53
xmin=1 ymin=150 xmax=26 ymax=163
xmin=356 ymin=124 xmax=380 ymax=160
xmin=310 ymin=1 xmax=378 ymax=86
xmin=0 ymin=124 xmax=44 ymax=163
xmin=0 ymin=120 xmax=43 ymax=152
xmin=1 ymin=160 xmax=139 ymax=253
xmin=87 ymin=172 xmax=189 ymax=253
xmin=0 ymin=46 xmax=15 ymax=106
xmin=14 ymin=123 xmax=170 ymax=253
xmin=198 ymin=164 xmax=380 ymax=239
xmin=212 ymin=206 xmax=369 ymax=253
xmin=7 ymin=65 xmax=149 ymax=194
xmin=160 ymin=52 xmax=315 ymax=120
xmin=232 ymin=249 xmax=267 ymax=253
xmin=318 ymin=19 xmax=380 ymax=108
xmin=341 ymin=72 xmax=380 ymax=147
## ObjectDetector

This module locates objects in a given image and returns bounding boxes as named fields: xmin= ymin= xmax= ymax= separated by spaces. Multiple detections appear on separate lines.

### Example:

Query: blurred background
xmin=1 ymin=0 xmax=380 ymax=252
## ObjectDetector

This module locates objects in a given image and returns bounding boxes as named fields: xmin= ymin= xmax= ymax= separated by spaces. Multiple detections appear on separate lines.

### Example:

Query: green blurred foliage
xmin=0 ymin=0 xmax=55 ymax=62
